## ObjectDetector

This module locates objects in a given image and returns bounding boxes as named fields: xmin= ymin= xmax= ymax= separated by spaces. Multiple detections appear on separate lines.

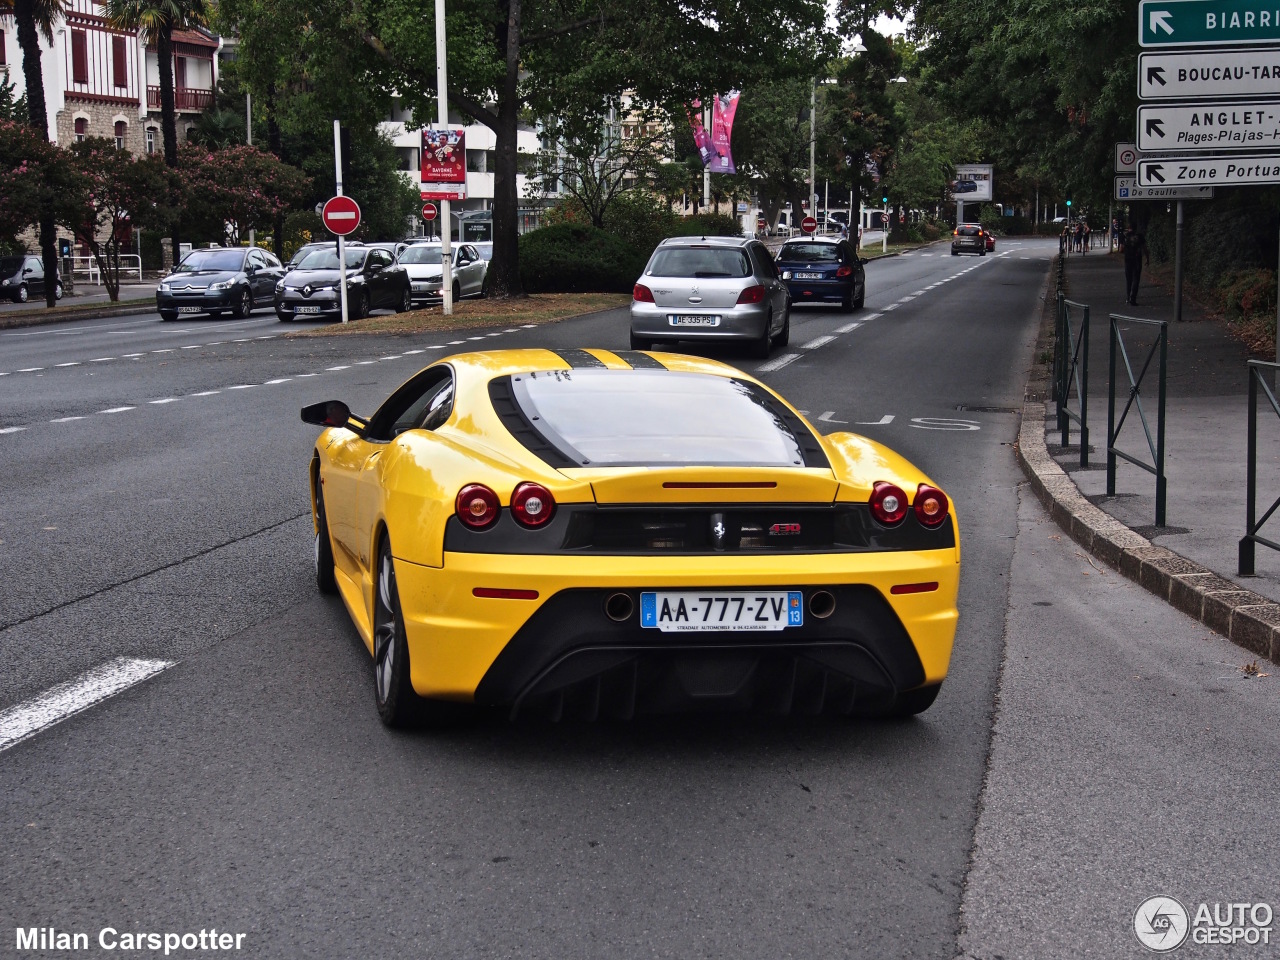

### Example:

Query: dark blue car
xmin=775 ymin=237 xmax=865 ymax=311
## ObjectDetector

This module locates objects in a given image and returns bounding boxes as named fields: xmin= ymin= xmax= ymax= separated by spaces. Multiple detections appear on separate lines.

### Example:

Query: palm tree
xmin=105 ymin=0 xmax=208 ymax=264
xmin=5 ymin=0 xmax=68 ymax=306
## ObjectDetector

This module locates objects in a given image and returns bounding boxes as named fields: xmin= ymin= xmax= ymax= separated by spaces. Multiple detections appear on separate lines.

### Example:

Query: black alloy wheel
xmin=353 ymin=290 xmax=369 ymax=320
xmin=397 ymin=285 xmax=412 ymax=313
xmin=233 ymin=288 xmax=253 ymax=319
xmin=314 ymin=480 xmax=338 ymax=595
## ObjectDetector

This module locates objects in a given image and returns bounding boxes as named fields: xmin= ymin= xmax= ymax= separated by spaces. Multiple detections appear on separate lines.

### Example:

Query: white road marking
xmin=227 ymin=384 xmax=255 ymax=390
xmin=122 ymin=353 xmax=145 ymax=358
xmin=232 ymin=339 xmax=251 ymax=343
xmin=504 ymin=328 xmax=521 ymax=333
xmin=0 ymin=426 xmax=27 ymax=434
xmin=757 ymin=353 xmax=801 ymax=372
xmin=296 ymin=373 xmax=320 ymax=378
xmin=883 ymin=304 xmax=899 ymax=311
xmin=834 ymin=322 xmax=862 ymax=334
xmin=858 ymin=415 xmax=895 ymax=426
xmin=55 ymin=362 xmax=81 ymax=367
xmin=0 ymin=657 xmax=173 ymax=753
xmin=89 ymin=358 xmax=114 ymax=362
xmin=448 ymin=340 xmax=466 ymax=345
xmin=326 ymin=365 xmax=350 ymax=371
xmin=910 ymin=417 xmax=981 ymax=431
xmin=380 ymin=355 xmax=402 ymax=360
xmin=191 ymin=390 xmax=220 ymax=396
xmin=403 ymin=349 xmax=425 ymax=355
xmin=207 ymin=341 xmax=225 ymax=346
xmin=50 ymin=416 xmax=84 ymax=423
xmin=151 ymin=349 xmax=173 ymax=353
xmin=181 ymin=345 xmax=201 ymax=349
xmin=817 ymin=411 xmax=847 ymax=423
xmin=467 ymin=336 xmax=486 ymax=341
xmin=264 ymin=378 xmax=291 ymax=385
xmin=100 ymin=406 xmax=134 ymax=413
xmin=427 ymin=344 xmax=446 ymax=349
xmin=355 ymin=360 xmax=378 ymax=365
xmin=802 ymin=335 xmax=836 ymax=349
xmin=148 ymin=398 xmax=178 ymax=404
xmin=521 ymin=324 xmax=538 ymax=328
xmin=17 ymin=367 xmax=43 ymax=373
xmin=860 ymin=312 xmax=883 ymax=321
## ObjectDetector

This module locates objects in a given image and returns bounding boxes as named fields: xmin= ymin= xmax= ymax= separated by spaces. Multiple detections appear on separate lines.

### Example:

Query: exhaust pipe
xmin=809 ymin=590 xmax=836 ymax=620
xmin=605 ymin=592 xmax=634 ymax=622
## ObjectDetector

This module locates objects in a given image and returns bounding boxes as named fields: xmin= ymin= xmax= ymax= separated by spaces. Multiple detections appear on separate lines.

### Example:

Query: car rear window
xmin=647 ymin=247 xmax=751 ymax=279
xmin=957 ymin=226 xmax=981 ymax=236
xmin=508 ymin=369 xmax=806 ymax=467
xmin=779 ymin=243 xmax=840 ymax=262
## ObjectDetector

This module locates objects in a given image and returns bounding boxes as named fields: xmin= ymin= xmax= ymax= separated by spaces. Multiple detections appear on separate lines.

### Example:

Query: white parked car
xmin=398 ymin=242 xmax=487 ymax=304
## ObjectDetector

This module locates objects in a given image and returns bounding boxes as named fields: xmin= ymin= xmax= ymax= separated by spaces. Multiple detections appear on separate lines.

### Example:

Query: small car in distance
xmin=302 ymin=348 xmax=960 ymax=726
xmin=630 ymin=236 xmax=790 ymax=357
xmin=157 ymin=247 xmax=284 ymax=320
xmin=275 ymin=246 xmax=411 ymax=321
xmin=775 ymin=237 xmax=865 ymax=311
xmin=951 ymin=224 xmax=986 ymax=256
xmin=399 ymin=242 xmax=487 ymax=304
xmin=0 ymin=254 xmax=62 ymax=303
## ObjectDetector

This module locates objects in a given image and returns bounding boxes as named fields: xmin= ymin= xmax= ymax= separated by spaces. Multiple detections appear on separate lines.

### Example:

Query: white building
xmin=1 ymin=0 xmax=221 ymax=154
xmin=380 ymin=99 xmax=543 ymax=240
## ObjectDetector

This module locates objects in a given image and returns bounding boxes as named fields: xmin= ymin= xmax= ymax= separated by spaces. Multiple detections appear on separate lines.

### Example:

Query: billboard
xmin=950 ymin=163 xmax=994 ymax=202
xmin=421 ymin=127 xmax=467 ymax=200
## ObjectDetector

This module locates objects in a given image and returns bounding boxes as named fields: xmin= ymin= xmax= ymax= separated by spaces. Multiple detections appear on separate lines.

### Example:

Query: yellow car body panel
xmin=308 ymin=348 xmax=961 ymax=714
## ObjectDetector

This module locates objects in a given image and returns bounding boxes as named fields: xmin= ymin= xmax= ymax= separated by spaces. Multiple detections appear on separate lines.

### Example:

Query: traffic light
xmin=882 ymin=195 xmax=889 ymax=205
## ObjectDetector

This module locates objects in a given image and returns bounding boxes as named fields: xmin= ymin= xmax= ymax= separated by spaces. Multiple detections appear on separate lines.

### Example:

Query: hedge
xmin=518 ymin=223 xmax=649 ymax=293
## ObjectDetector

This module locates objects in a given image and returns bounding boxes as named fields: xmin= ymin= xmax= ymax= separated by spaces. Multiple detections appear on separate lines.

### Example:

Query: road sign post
xmin=325 ymin=125 xmax=363 ymax=324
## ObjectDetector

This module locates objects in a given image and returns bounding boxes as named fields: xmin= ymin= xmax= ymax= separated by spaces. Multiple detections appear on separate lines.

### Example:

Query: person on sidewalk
xmin=1123 ymin=227 xmax=1149 ymax=305
xmin=1081 ymin=222 xmax=1091 ymax=255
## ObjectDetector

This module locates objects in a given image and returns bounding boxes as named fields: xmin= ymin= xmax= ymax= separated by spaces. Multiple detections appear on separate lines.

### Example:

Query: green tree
xmin=105 ymin=0 xmax=209 ymax=265
xmin=3 ymin=0 xmax=67 ymax=306
xmin=176 ymin=143 xmax=310 ymax=245
xmin=0 ymin=70 xmax=28 ymax=123
xmin=217 ymin=0 xmax=834 ymax=298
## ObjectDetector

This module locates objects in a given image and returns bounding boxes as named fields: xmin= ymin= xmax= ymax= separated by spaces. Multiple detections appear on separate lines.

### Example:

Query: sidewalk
xmin=0 ymin=281 xmax=157 ymax=315
xmin=1021 ymin=249 xmax=1280 ymax=663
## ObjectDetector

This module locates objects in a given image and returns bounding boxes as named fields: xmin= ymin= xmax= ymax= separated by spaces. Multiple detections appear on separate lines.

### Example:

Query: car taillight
xmin=456 ymin=483 xmax=500 ymax=530
xmin=511 ymin=482 xmax=556 ymax=528
xmin=953 ymin=229 xmax=959 ymax=236
xmin=914 ymin=484 xmax=950 ymax=528
xmin=977 ymin=229 xmax=983 ymax=236
xmin=633 ymin=283 xmax=655 ymax=303
xmin=869 ymin=481 xmax=908 ymax=526
xmin=836 ymin=265 xmax=853 ymax=278
xmin=737 ymin=284 xmax=766 ymax=304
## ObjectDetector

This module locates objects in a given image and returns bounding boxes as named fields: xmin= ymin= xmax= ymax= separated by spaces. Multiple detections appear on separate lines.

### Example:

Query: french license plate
xmin=668 ymin=314 xmax=720 ymax=326
xmin=795 ymin=272 xmax=823 ymax=280
xmin=177 ymin=306 xmax=202 ymax=314
xmin=640 ymin=591 xmax=803 ymax=632
xmin=295 ymin=305 xmax=322 ymax=314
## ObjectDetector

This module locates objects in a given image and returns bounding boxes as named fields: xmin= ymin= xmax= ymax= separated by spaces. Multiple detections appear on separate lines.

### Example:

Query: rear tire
xmin=749 ymin=312 xmax=773 ymax=359
xmin=771 ymin=311 xmax=790 ymax=348
xmin=629 ymin=331 xmax=650 ymax=351
xmin=853 ymin=284 xmax=865 ymax=309
xmin=16 ymin=283 xmax=28 ymax=303
xmin=314 ymin=482 xmax=338 ymax=596
xmin=54 ymin=281 xmax=63 ymax=301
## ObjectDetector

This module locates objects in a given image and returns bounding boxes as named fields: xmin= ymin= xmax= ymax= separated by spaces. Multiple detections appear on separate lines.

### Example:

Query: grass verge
xmin=0 ymin=297 xmax=154 ymax=330
xmin=288 ymin=292 xmax=630 ymax=337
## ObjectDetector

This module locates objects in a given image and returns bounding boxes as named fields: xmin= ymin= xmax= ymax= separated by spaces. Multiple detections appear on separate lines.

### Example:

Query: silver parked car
xmin=399 ymin=242 xmax=487 ymax=304
xmin=629 ymin=236 xmax=790 ymax=357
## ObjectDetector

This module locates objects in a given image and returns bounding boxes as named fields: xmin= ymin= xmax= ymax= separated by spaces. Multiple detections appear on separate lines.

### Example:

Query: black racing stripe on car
xmin=487 ymin=376 xmax=578 ymax=469
xmin=611 ymin=351 xmax=667 ymax=370
xmin=550 ymin=348 xmax=608 ymax=369
xmin=736 ymin=380 xmax=830 ymax=470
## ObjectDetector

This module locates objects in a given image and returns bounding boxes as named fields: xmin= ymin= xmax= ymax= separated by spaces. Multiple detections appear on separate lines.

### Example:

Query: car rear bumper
xmin=392 ymin=548 xmax=960 ymax=713
xmin=630 ymin=301 xmax=772 ymax=341
xmin=783 ymin=279 xmax=855 ymax=303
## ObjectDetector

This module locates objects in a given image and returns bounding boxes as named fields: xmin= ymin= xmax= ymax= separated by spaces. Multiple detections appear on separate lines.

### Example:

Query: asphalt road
xmin=5 ymin=238 xmax=1268 ymax=958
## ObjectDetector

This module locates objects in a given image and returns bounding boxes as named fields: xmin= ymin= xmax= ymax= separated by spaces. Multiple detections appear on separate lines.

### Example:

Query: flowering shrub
xmin=177 ymin=144 xmax=310 ymax=245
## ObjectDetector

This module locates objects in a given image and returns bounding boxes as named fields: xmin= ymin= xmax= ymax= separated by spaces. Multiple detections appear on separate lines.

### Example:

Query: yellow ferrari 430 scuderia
xmin=302 ymin=348 xmax=959 ymax=726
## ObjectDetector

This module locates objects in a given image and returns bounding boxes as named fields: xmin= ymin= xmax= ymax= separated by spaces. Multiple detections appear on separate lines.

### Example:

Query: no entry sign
xmin=801 ymin=216 xmax=818 ymax=235
xmin=321 ymin=195 xmax=361 ymax=236
xmin=421 ymin=202 xmax=438 ymax=221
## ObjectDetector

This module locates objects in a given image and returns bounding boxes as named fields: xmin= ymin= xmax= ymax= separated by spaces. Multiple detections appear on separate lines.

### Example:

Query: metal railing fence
xmin=1107 ymin=314 xmax=1168 ymax=527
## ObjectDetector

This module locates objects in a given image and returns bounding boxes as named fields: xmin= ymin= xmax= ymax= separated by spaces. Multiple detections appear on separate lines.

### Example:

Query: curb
xmin=1016 ymin=261 xmax=1280 ymax=665
xmin=0 ymin=301 xmax=154 ymax=330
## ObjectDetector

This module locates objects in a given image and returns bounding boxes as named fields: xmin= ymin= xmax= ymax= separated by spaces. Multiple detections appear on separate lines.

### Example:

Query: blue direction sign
xmin=1140 ymin=0 xmax=1280 ymax=47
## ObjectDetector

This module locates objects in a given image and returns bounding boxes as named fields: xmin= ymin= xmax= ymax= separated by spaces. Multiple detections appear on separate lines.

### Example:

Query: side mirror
xmin=301 ymin=400 xmax=353 ymax=428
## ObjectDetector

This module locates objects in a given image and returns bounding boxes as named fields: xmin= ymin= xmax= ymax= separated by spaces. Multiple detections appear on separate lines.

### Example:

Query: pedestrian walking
xmin=1081 ymin=222 xmax=1091 ymax=255
xmin=1060 ymin=224 xmax=1069 ymax=255
xmin=1122 ymin=227 xmax=1149 ymax=305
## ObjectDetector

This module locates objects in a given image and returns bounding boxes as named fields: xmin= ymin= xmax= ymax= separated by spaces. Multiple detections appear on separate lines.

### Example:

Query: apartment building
xmin=1 ymin=0 xmax=221 ymax=152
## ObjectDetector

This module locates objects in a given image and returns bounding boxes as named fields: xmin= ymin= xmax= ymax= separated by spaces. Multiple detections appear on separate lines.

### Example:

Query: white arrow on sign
xmin=1150 ymin=9 xmax=1175 ymax=35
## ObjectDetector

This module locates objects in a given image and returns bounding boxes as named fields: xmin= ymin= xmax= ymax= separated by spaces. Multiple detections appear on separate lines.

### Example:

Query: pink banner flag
xmin=710 ymin=91 xmax=739 ymax=174
xmin=685 ymin=100 xmax=712 ymax=167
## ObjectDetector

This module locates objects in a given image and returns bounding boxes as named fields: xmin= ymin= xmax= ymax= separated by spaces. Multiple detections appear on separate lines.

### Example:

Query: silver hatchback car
xmin=630 ymin=236 xmax=791 ymax=357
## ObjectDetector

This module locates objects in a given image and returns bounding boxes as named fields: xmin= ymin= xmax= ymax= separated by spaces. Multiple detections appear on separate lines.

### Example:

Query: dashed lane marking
xmin=834 ymin=322 xmax=862 ymax=334
xmin=0 ymin=426 xmax=26 ymax=434
xmin=55 ymin=362 xmax=80 ymax=367
xmin=264 ymin=378 xmax=291 ymax=385
xmin=326 ymin=365 xmax=350 ymax=371
xmin=100 ymin=406 xmax=134 ymax=414
xmin=757 ymin=353 xmax=801 ymax=372
xmin=0 ymin=657 xmax=174 ymax=754
xmin=148 ymin=398 xmax=178 ymax=405
xmin=49 ymin=417 xmax=84 ymax=423
xmin=17 ymin=367 xmax=43 ymax=373
xmin=190 ymin=390 xmax=220 ymax=397
xmin=802 ymin=335 xmax=836 ymax=350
